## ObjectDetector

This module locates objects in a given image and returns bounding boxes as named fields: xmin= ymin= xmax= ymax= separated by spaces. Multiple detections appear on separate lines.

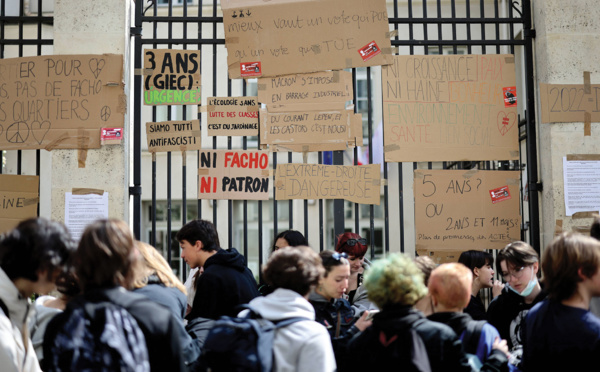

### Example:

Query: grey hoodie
xmin=242 ymin=288 xmax=336 ymax=372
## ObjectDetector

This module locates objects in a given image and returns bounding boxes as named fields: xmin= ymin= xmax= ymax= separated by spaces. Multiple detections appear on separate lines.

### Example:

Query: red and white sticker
xmin=503 ymin=86 xmax=517 ymax=107
xmin=489 ymin=185 xmax=511 ymax=204
xmin=358 ymin=41 xmax=381 ymax=62
xmin=101 ymin=127 xmax=123 ymax=140
xmin=240 ymin=62 xmax=262 ymax=77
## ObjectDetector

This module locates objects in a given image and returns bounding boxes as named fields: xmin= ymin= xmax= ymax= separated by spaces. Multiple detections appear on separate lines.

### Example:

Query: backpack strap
xmin=463 ymin=320 xmax=486 ymax=355
xmin=273 ymin=317 xmax=308 ymax=328
xmin=0 ymin=299 xmax=8 ymax=319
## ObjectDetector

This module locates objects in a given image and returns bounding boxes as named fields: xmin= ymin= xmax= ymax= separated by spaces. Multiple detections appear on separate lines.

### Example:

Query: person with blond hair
xmin=132 ymin=241 xmax=187 ymax=319
xmin=427 ymin=263 xmax=509 ymax=370
xmin=522 ymin=233 xmax=600 ymax=371
xmin=347 ymin=254 xmax=507 ymax=372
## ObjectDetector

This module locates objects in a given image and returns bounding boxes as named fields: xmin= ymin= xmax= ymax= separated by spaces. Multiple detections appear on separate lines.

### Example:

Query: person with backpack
xmin=346 ymin=253 xmax=508 ymax=372
xmin=0 ymin=217 xmax=76 ymax=372
xmin=43 ymin=219 xmax=190 ymax=372
xmin=427 ymin=263 xmax=511 ymax=371
xmin=200 ymin=246 xmax=336 ymax=372
xmin=178 ymin=219 xmax=260 ymax=320
xmin=522 ymin=233 xmax=600 ymax=371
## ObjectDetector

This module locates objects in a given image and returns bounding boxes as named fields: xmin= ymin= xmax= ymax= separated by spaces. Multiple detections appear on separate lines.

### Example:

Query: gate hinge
xmin=524 ymin=29 xmax=536 ymax=38
xmin=129 ymin=186 xmax=142 ymax=197
xmin=130 ymin=27 xmax=142 ymax=36
xmin=528 ymin=182 xmax=543 ymax=192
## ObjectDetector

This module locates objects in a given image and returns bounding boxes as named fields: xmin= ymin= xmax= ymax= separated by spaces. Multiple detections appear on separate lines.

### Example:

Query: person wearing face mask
xmin=309 ymin=250 xmax=372 ymax=371
xmin=459 ymin=250 xmax=504 ymax=321
xmin=334 ymin=232 xmax=378 ymax=312
xmin=487 ymin=241 xmax=547 ymax=371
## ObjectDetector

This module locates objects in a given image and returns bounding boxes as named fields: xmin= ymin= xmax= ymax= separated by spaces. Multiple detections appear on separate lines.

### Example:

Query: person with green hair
xmin=346 ymin=253 xmax=508 ymax=372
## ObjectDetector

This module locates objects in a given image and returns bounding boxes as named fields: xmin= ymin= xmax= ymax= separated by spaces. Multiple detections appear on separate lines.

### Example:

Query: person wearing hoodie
xmin=242 ymin=246 xmax=336 ymax=372
xmin=427 ymin=263 xmax=510 ymax=371
xmin=177 ymin=219 xmax=259 ymax=320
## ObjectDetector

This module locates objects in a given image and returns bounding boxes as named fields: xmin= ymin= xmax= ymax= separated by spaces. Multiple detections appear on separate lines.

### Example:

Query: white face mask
xmin=507 ymin=269 xmax=537 ymax=297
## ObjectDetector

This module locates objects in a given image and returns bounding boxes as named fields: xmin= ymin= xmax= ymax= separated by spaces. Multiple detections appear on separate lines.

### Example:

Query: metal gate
xmin=131 ymin=0 xmax=539 ymax=281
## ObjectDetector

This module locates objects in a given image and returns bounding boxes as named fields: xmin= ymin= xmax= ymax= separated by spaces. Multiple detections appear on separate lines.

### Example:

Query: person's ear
xmin=194 ymin=240 xmax=203 ymax=251
xmin=473 ymin=267 xmax=480 ymax=278
xmin=532 ymin=261 xmax=539 ymax=275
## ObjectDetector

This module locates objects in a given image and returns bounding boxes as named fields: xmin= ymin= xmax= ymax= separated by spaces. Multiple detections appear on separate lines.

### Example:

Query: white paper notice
xmin=563 ymin=157 xmax=600 ymax=216
xmin=65 ymin=192 xmax=109 ymax=241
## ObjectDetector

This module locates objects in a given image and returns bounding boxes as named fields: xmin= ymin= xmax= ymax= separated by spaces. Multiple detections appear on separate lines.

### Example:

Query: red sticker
xmin=503 ymin=86 xmax=517 ymax=107
xmin=358 ymin=41 xmax=381 ymax=62
xmin=101 ymin=127 xmax=123 ymax=140
xmin=240 ymin=62 xmax=262 ymax=77
xmin=489 ymin=186 xmax=511 ymax=204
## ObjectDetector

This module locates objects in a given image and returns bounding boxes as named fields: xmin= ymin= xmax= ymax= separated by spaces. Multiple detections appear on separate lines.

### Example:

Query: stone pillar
xmin=51 ymin=0 xmax=131 ymax=222
xmin=534 ymin=0 xmax=600 ymax=246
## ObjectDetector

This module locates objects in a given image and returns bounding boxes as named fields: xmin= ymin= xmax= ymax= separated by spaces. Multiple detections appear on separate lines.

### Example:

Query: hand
xmin=492 ymin=280 xmax=505 ymax=298
xmin=354 ymin=310 xmax=373 ymax=332
xmin=492 ymin=337 xmax=510 ymax=358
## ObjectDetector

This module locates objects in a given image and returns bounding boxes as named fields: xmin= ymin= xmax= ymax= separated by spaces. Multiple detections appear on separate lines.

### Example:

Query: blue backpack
xmin=199 ymin=305 xmax=307 ymax=372
xmin=46 ymin=301 xmax=150 ymax=372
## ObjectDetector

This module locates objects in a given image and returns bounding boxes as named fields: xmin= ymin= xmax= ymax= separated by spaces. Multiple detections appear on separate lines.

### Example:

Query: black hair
xmin=271 ymin=230 xmax=308 ymax=253
xmin=458 ymin=250 xmax=494 ymax=273
xmin=176 ymin=219 xmax=220 ymax=252
xmin=591 ymin=216 xmax=600 ymax=241
xmin=0 ymin=217 xmax=76 ymax=282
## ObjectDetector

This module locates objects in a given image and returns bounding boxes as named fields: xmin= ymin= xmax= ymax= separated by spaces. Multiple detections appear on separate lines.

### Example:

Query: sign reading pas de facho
xmin=143 ymin=49 xmax=201 ymax=106
xmin=198 ymin=150 xmax=270 ymax=200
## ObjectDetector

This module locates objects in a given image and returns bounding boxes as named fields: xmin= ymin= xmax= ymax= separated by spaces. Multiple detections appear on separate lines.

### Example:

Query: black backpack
xmin=199 ymin=305 xmax=307 ymax=372
xmin=46 ymin=301 xmax=150 ymax=372
xmin=461 ymin=320 xmax=487 ymax=369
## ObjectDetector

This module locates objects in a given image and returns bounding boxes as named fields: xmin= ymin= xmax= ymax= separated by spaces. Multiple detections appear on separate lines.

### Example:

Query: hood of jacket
xmin=0 ymin=267 xmax=33 ymax=332
xmin=204 ymin=247 xmax=246 ymax=272
xmin=372 ymin=304 xmax=425 ymax=332
xmin=427 ymin=311 xmax=472 ymax=336
xmin=246 ymin=288 xmax=315 ymax=322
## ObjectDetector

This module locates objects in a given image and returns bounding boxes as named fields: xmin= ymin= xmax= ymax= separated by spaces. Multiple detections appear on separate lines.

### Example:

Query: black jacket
xmin=43 ymin=286 xmax=189 ymax=372
xmin=187 ymin=248 xmax=259 ymax=320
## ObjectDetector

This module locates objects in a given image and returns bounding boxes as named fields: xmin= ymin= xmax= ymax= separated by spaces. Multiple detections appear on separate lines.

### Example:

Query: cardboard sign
xmin=539 ymin=83 xmax=600 ymax=123
xmin=382 ymin=54 xmax=519 ymax=162
xmin=143 ymin=49 xmax=201 ymax=106
xmin=260 ymin=108 xmax=355 ymax=151
xmin=414 ymin=169 xmax=520 ymax=252
xmin=0 ymin=174 xmax=39 ymax=234
xmin=146 ymin=120 xmax=201 ymax=152
xmin=221 ymin=0 xmax=392 ymax=79
xmin=275 ymin=163 xmax=381 ymax=204
xmin=205 ymin=96 xmax=259 ymax=136
xmin=0 ymin=54 xmax=123 ymax=150
xmin=198 ymin=150 xmax=270 ymax=200
xmin=257 ymin=70 xmax=352 ymax=108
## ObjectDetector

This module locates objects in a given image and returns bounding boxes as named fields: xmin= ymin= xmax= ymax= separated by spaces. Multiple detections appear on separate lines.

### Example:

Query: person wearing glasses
xmin=458 ymin=250 xmax=504 ymax=321
xmin=334 ymin=232 xmax=378 ymax=311
xmin=309 ymin=250 xmax=372 ymax=371
xmin=521 ymin=233 xmax=600 ymax=372
xmin=487 ymin=241 xmax=547 ymax=371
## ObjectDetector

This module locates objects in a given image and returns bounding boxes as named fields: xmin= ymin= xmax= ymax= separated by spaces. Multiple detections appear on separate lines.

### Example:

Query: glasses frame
xmin=345 ymin=238 xmax=367 ymax=247
xmin=501 ymin=265 xmax=527 ymax=282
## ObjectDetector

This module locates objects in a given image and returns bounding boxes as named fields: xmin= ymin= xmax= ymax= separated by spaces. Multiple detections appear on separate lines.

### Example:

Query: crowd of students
xmin=2 ymin=216 xmax=600 ymax=371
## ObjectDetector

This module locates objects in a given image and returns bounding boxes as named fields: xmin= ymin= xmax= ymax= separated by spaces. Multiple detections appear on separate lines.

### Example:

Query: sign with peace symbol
xmin=100 ymin=106 xmax=111 ymax=121
xmin=6 ymin=122 xmax=30 ymax=144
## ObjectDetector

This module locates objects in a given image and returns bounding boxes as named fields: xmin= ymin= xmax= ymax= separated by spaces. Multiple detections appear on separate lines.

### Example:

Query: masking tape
xmin=510 ymin=150 xmax=520 ymax=158
xmin=505 ymin=56 xmax=515 ymax=64
xmin=584 ymin=71 xmax=591 ymax=94
xmin=72 ymin=188 xmax=104 ymax=196
xmin=385 ymin=30 xmax=399 ymax=38
xmin=198 ymin=169 xmax=210 ymax=175
xmin=134 ymin=68 xmax=154 ymax=75
xmin=332 ymin=70 xmax=340 ymax=83
xmin=257 ymin=83 xmax=267 ymax=91
xmin=572 ymin=211 xmax=598 ymax=219
xmin=567 ymin=154 xmax=600 ymax=161
xmin=225 ymin=37 xmax=239 ymax=44
xmin=22 ymin=197 xmax=39 ymax=207
xmin=584 ymin=112 xmax=591 ymax=136
xmin=383 ymin=144 xmax=400 ymax=152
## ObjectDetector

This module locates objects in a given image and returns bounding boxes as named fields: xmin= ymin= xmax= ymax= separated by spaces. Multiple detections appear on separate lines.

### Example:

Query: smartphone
xmin=364 ymin=310 xmax=380 ymax=321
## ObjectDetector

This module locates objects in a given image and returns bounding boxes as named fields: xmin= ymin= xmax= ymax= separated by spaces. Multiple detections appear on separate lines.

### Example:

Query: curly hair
xmin=335 ymin=232 xmax=368 ymax=257
xmin=262 ymin=246 xmax=324 ymax=296
xmin=542 ymin=232 xmax=600 ymax=302
xmin=364 ymin=253 xmax=427 ymax=309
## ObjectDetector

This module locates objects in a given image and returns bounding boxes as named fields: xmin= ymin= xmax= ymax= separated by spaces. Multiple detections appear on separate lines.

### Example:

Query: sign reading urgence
xmin=143 ymin=49 xmax=201 ymax=106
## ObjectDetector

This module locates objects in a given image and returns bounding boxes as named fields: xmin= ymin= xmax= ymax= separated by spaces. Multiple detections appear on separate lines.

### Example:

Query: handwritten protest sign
xmin=539 ymin=83 xmax=600 ymax=123
xmin=221 ymin=0 xmax=392 ymax=79
xmin=146 ymin=120 xmax=201 ymax=152
xmin=260 ymin=108 xmax=355 ymax=151
xmin=257 ymin=71 xmax=352 ymax=109
xmin=198 ymin=150 xmax=270 ymax=200
xmin=0 ymin=174 xmax=39 ymax=234
xmin=383 ymin=54 xmax=519 ymax=162
xmin=205 ymin=96 xmax=259 ymax=136
xmin=143 ymin=49 xmax=201 ymax=106
xmin=275 ymin=163 xmax=380 ymax=204
xmin=0 ymin=54 xmax=123 ymax=150
xmin=414 ymin=169 xmax=520 ymax=253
